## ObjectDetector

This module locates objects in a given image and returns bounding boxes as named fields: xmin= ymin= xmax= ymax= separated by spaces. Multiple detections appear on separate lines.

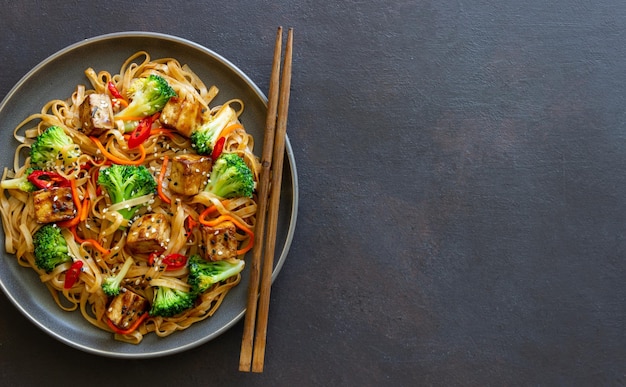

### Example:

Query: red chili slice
xmin=212 ymin=137 xmax=225 ymax=160
xmin=107 ymin=81 xmax=125 ymax=100
xmin=127 ymin=115 xmax=155 ymax=149
xmin=28 ymin=170 xmax=71 ymax=189
xmin=64 ymin=260 xmax=83 ymax=289
xmin=162 ymin=253 xmax=188 ymax=269
xmin=149 ymin=253 xmax=188 ymax=271
xmin=105 ymin=312 xmax=149 ymax=335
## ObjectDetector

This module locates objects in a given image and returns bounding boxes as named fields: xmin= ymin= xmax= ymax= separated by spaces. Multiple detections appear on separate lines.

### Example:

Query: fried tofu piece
xmin=201 ymin=221 xmax=238 ymax=261
xmin=79 ymin=93 xmax=115 ymax=136
xmin=32 ymin=186 xmax=76 ymax=224
xmin=168 ymin=154 xmax=212 ymax=196
xmin=105 ymin=288 xmax=149 ymax=332
xmin=159 ymin=97 xmax=202 ymax=138
xmin=126 ymin=213 xmax=171 ymax=255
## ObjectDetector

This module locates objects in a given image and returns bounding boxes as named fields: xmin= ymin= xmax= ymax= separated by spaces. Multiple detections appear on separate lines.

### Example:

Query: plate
xmin=0 ymin=32 xmax=298 ymax=358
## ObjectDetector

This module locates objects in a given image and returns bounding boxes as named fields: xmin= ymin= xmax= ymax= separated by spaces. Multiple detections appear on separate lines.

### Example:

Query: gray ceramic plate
xmin=0 ymin=32 xmax=298 ymax=358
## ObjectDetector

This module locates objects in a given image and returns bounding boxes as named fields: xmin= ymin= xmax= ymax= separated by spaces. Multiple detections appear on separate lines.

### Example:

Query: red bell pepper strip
xmin=64 ymin=260 xmax=83 ymax=289
xmin=106 ymin=312 xmax=149 ymax=335
xmin=107 ymin=81 xmax=124 ymax=100
xmin=28 ymin=170 xmax=71 ymax=190
xmin=212 ymin=136 xmax=225 ymax=160
xmin=149 ymin=253 xmax=188 ymax=270
xmin=128 ymin=114 xmax=156 ymax=149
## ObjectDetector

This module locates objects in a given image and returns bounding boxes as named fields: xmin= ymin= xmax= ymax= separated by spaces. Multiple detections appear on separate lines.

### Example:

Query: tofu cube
xmin=105 ymin=288 xmax=149 ymax=332
xmin=159 ymin=97 xmax=202 ymax=138
xmin=32 ymin=186 xmax=76 ymax=224
xmin=79 ymin=93 xmax=115 ymax=136
xmin=168 ymin=154 xmax=212 ymax=196
xmin=201 ymin=221 xmax=238 ymax=261
xmin=126 ymin=213 xmax=171 ymax=255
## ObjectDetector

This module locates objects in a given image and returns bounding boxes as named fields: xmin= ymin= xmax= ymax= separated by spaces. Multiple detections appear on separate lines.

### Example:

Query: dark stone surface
xmin=1 ymin=0 xmax=626 ymax=385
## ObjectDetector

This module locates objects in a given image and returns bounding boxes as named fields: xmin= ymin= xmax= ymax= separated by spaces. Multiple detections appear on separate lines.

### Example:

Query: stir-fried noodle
xmin=0 ymin=51 xmax=259 ymax=343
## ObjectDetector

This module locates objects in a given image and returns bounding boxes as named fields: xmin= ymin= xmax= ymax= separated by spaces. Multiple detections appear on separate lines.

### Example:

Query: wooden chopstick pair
xmin=239 ymin=26 xmax=293 ymax=373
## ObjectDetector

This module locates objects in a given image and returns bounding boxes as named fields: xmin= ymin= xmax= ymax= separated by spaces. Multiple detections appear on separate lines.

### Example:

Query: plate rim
xmin=0 ymin=31 xmax=298 ymax=358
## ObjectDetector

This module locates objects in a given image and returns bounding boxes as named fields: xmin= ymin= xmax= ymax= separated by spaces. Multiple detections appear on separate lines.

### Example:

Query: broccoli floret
xmin=30 ymin=126 xmax=81 ymax=169
xmin=204 ymin=152 xmax=254 ymax=198
xmin=149 ymin=285 xmax=195 ymax=317
xmin=0 ymin=168 xmax=35 ymax=192
xmin=33 ymin=224 xmax=72 ymax=273
xmin=97 ymin=164 xmax=156 ymax=221
xmin=101 ymin=257 xmax=134 ymax=296
xmin=190 ymin=105 xmax=236 ymax=155
xmin=115 ymin=74 xmax=176 ymax=125
xmin=187 ymin=255 xmax=245 ymax=295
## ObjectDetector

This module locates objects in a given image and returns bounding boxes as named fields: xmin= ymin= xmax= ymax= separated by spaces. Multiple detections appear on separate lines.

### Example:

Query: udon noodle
xmin=0 ymin=51 xmax=260 ymax=343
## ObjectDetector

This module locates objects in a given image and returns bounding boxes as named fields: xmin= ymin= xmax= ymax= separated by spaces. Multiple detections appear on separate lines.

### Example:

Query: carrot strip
xmin=198 ymin=213 xmax=254 ymax=255
xmin=90 ymin=137 xmax=146 ymax=165
xmin=69 ymin=226 xmax=111 ymax=255
xmin=80 ymin=196 xmax=90 ymax=221
xmin=158 ymin=156 xmax=171 ymax=204
xmin=220 ymin=122 xmax=244 ymax=138
xmin=199 ymin=199 xmax=230 ymax=218
xmin=57 ymin=179 xmax=83 ymax=228
xmin=115 ymin=115 xmax=145 ymax=121
xmin=113 ymin=98 xmax=129 ymax=108
xmin=69 ymin=226 xmax=85 ymax=243
xmin=237 ymin=240 xmax=254 ymax=255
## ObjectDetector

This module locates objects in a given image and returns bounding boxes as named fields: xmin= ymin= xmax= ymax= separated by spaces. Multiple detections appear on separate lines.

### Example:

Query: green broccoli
xmin=190 ymin=104 xmax=236 ymax=155
xmin=204 ymin=152 xmax=254 ymax=198
xmin=187 ymin=255 xmax=245 ymax=295
xmin=115 ymin=74 xmax=176 ymax=128
xmin=101 ymin=257 xmax=135 ymax=296
xmin=97 ymin=164 xmax=157 ymax=221
xmin=33 ymin=224 xmax=72 ymax=273
xmin=149 ymin=285 xmax=195 ymax=317
xmin=0 ymin=168 xmax=35 ymax=192
xmin=30 ymin=126 xmax=81 ymax=169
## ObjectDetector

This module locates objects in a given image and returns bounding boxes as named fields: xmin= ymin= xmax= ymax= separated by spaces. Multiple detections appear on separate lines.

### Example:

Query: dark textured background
xmin=1 ymin=0 xmax=626 ymax=385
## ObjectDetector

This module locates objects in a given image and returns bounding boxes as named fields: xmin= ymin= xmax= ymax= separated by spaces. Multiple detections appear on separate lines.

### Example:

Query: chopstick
xmin=239 ymin=26 xmax=293 ymax=373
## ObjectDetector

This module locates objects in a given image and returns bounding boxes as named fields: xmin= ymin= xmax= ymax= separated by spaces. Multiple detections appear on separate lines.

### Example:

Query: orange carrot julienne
xmin=237 ymin=238 xmax=254 ymax=255
xmin=80 ymin=196 xmax=90 ymax=222
xmin=69 ymin=226 xmax=111 ymax=255
xmin=57 ymin=179 xmax=83 ymax=228
xmin=113 ymin=98 xmax=129 ymax=108
xmin=90 ymin=137 xmax=146 ymax=165
xmin=220 ymin=122 xmax=244 ymax=139
xmin=198 ymin=212 xmax=254 ymax=255
xmin=158 ymin=155 xmax=171 ymax=204
xmin=115 ymin=115 xmax=145 ymax=121
xmin=69 ymin=226 xmax=84 ymax=243
xmin=199 ymin=199 xmax=231 ymax=218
